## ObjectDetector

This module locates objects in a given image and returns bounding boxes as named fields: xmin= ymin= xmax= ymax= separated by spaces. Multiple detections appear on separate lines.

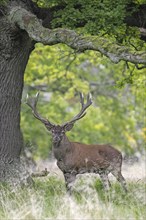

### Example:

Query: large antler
xmin=62 ymin=92 xmax=92 ymax=126
xmin=26 ymin=92 xmax=54 ymax=128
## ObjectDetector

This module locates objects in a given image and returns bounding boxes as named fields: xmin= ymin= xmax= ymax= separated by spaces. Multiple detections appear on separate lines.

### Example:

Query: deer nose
xmin=53 ymin=136 xmax=61 ymax=143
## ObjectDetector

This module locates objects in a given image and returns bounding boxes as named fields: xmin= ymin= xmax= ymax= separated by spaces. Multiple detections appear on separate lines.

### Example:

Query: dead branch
xmin=31 ymin=168 xmax=49 ymax=177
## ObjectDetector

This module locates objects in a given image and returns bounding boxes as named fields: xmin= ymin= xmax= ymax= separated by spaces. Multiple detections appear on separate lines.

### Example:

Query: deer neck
xmin=53 ymin=135 xmax=72 ymax=160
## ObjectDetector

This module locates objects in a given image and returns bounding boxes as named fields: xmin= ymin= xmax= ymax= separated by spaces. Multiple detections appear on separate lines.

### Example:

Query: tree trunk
xmin=0 ymin=16 xmax=34 ymax=183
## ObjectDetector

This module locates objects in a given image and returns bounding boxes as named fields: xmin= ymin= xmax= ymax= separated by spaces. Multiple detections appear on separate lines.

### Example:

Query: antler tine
xmin=87 ymin=92 xmax=92 ymax=106
xmin=79 ymin=92 xmax=84 ymax=108
xmin=26 ymin=92 xmax=53 ymax=126
xmin=78 ymin=92 xmax=92 ymax=113
xmin=63 ymin=92 xmax=92 ymax=126
xmin=26 ymin=92 xmax=39 ymax=110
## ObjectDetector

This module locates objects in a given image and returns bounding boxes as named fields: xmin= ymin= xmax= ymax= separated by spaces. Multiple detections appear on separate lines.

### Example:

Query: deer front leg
xmin=64 ymin=172 xmax=76 ymax=195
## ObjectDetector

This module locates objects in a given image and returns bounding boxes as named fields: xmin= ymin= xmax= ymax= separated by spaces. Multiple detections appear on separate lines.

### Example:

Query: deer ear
xmin=64 ymin=123 xmax=74 ymax=131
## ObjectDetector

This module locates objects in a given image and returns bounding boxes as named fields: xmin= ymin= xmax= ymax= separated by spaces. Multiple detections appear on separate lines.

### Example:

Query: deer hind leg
xmin=111 ymin=169 xmax=127 ymax=192
xmin=64 ymin=173 xmax=76 ymax=195
xmin=99 ymin=172 xmax=110 ymax=191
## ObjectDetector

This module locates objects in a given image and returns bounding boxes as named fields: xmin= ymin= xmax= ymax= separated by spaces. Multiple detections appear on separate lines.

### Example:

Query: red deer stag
xmin=26 ymin=93 xmax=127 ymax=193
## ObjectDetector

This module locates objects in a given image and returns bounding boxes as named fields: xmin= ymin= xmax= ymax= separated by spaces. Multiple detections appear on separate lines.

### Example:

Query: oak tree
xmin=0 ymin=0 xmax=146 ymax=183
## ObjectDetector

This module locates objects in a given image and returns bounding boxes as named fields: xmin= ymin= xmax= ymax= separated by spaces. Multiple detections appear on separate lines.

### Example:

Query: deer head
xmin=26 ymin=92 xmax=92 ymax=144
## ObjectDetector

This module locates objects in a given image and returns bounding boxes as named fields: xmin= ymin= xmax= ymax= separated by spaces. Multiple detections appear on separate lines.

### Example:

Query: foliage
xmin=32 ymin=0 xmax=144 ymax=44
xmin=22 ymin=43 xmax=146 ymax=158
xmin=0 ymin=0 xmax=6 ymax=4
xmin=0 ymin=175 xmax=146 ymax=219
xmin=24 ymin=43 xmax=89 ymax=95
xmin=51 ymin=0 xmax=127 ymax=34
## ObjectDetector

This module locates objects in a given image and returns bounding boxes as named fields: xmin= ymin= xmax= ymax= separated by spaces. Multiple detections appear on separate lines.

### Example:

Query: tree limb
xmin=8 ymin=6 xmax=146 ymax=65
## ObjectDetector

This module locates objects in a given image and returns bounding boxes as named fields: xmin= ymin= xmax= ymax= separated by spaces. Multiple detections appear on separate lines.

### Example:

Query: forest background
xmin=22 ymin=38 xmax=145 ymax=160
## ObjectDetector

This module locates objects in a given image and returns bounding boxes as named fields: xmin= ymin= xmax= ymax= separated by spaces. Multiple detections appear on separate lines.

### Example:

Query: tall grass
xmin=0 ymin=174 xmax=146 ymax=220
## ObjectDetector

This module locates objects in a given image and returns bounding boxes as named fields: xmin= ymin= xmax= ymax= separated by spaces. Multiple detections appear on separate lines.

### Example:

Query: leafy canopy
xmin=33 ymin=0 xmax=138 ymax=38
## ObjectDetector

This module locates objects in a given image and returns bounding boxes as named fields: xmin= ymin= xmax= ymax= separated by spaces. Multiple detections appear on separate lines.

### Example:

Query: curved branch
xmin=8 ymin=6 xmax=146 ymax=65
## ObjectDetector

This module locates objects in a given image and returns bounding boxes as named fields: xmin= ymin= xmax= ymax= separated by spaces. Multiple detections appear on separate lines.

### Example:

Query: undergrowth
xmin=0 ymin=175 xmax=145 ymax=220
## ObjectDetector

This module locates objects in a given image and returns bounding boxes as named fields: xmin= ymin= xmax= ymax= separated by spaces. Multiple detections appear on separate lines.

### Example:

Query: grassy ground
xmin=0 ymin=172 xmax=146 ymax=220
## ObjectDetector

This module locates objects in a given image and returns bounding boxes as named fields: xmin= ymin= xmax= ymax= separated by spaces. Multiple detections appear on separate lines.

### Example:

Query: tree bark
xmin=0 ymin=14 xmax=34 ymax=183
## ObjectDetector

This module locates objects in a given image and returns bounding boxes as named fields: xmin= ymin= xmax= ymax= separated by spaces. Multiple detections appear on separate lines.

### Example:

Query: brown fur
xmin=53 ymin=134 xmax=127 ymax=193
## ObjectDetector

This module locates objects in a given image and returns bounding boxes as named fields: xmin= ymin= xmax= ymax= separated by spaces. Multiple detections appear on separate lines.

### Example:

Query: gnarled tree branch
xmin=8 ymin=6 xmax=146 ymax=65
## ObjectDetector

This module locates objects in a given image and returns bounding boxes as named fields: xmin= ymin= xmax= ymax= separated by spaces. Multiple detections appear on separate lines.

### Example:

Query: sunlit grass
xmin=0 ymin=175 xmax=146 ymax=220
